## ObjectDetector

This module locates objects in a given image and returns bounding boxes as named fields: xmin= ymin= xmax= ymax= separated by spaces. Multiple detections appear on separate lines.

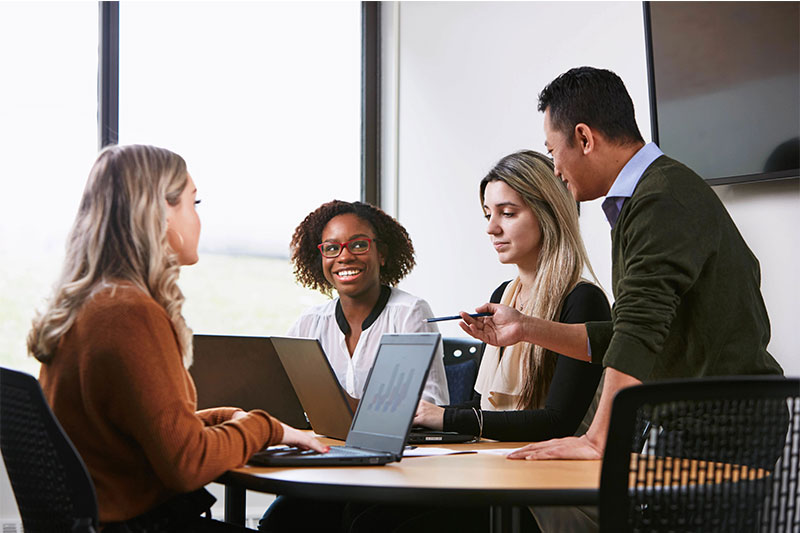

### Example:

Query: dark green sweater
xmin=586 ymin=156 xmax=782 ymax=381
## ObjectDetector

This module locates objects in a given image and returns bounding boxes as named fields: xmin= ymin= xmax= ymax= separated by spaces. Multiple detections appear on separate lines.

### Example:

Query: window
xmin=0 ymin=2 xmax=98 ymax=375
xmin=118 ymin=1 xmax=361 ymax=335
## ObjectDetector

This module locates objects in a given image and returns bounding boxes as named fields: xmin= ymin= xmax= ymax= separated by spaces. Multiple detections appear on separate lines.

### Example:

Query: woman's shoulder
xmin=386 ymin=286 xmax=428 ymax=307
xmin=289 ymin=298 xmax=337 ymax=334
xmin=82 ymin=282 xmax=167 ymax=324
xmin=66 ymin=283 xmax=178 ymax=362
xmin=384 ymin=287 xmax=436 ymax=321
xmin=296 ymin=297 xmax=337 ymax=318
xmin=490 ymin=281 xmax=512 ymax=304
xmin=559 ymin=281 xmax=611 ymax=323
xmin=566 ymin=281 xmax=607 ymax=299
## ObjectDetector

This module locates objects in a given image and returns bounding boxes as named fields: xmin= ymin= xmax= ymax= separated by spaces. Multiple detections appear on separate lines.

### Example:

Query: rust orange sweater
xmin=39 ymin=283 xmax=284 ymax=524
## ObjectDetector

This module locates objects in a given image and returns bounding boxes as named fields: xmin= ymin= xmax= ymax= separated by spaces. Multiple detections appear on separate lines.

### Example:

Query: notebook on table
xmin=248 ymin=333 xmax=440 ymax=466
xmin=190 ymin=334 xmax=310 ymax=430
xmin=269 ymin=336 xmax=475 ymax=445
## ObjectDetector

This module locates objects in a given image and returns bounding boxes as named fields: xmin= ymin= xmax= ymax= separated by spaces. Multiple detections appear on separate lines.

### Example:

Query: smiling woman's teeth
xmin=336 ymin=269 xmax=362 ymax=279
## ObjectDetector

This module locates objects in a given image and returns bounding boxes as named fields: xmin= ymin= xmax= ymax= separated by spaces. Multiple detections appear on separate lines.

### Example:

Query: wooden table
xmin=217 ymin=439 xmax=601 ymax=533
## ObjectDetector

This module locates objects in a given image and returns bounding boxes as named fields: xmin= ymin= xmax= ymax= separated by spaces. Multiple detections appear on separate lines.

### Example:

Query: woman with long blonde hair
xmin=414 ymin=150 xmax=610 ymax=442
xmin=345 ymin=150 xmax=611 ymax=533
xmin=30 ymin=144 xmax=325 ymax=532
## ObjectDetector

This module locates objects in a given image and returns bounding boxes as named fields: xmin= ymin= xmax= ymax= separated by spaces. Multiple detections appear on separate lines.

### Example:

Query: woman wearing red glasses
xmin=258 ymin=200 xmax=448 ymax=532
xmin=288 ymin=199 xmax=448 ymax=405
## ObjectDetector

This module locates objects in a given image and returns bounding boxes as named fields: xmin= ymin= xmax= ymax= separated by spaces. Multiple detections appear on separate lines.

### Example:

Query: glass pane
xmin=0 ymin=2 xmax=98 ymax=375
xmin=118 ymin=1 xmax=361 ymax=335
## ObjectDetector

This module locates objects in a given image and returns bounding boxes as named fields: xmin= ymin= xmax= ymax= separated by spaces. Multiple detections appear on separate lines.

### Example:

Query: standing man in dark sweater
xmin=461 ymin=66 xmax=783 ymax=463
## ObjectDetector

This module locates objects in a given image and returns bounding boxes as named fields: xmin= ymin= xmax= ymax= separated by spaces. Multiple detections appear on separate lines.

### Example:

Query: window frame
xmin=98 ymin=0 xmax=378 ymax=201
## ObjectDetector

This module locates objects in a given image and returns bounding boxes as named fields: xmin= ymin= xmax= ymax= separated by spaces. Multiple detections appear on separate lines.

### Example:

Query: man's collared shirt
xmin=602 ymin=142 xmax=664 ymax=228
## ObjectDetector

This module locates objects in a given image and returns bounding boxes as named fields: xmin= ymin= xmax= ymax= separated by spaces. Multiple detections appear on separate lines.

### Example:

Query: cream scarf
xmin=473 ymin=277 xmax=538 ymax=411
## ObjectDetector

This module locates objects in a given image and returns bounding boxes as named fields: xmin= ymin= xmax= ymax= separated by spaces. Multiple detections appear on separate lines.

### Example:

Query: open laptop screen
xmin=346 ymin=333 xmax=440 ymax=455
xmin=190 ymin=334 xmax=309 ymax=429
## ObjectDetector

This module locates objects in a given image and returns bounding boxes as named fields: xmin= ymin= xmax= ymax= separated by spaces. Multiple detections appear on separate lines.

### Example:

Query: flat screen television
xmin=644 ymin=1 xmax=799 ymax=185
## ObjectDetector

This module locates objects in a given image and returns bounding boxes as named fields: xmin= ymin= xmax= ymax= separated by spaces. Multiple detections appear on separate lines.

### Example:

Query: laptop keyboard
xmin=252 ymin=445 xmax=374 ymax=460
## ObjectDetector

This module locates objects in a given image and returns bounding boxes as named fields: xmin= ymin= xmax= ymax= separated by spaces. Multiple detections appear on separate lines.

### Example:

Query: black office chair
xmin=599 ymin=376 xmax=799 ymax=533
xmin=0 ymin=367 xmax=98 ymax=533
xmin=441 ymin=337 xmax=484 ymax=404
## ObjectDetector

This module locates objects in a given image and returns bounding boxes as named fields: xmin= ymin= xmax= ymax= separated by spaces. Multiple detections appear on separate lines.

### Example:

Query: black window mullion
xmin=99 ymin=0 xmax=119 ymax=149
xmin=361 ymin=1 xmax=381 ymax=206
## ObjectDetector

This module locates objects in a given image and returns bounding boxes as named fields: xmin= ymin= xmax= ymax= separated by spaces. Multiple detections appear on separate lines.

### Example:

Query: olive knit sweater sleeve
xmin=39 ymin=285 xmax=284 ymax=523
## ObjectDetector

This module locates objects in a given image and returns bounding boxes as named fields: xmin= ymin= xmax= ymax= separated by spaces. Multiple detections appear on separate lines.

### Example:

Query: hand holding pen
xmin=425 ymin=312 xmax=492 ymax=323
xmin=455 ymin=303 xmax=528 ymax=348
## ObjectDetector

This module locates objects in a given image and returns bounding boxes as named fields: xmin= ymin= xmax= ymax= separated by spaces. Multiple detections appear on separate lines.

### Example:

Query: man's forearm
xmin=585 ymin=367 xmax=642 ymax=452
xmin=520 ymin=317 xmax=591 ymax=362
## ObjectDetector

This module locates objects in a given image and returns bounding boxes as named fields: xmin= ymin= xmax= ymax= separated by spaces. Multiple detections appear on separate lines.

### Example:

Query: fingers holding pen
xmin=459 ymin=303 xmax=496 ymax=327
xmin=461 ymin=303 xmax=527 ymax=347
xmin=453 ymin=302 xmax=492 ymax=341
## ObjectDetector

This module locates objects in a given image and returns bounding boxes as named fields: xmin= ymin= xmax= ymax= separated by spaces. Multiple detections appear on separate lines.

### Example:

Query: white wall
xmin=384 ymin=1 xmax=799 ymax=376
xmin=384 ymin=0 xmax=648 ymax=335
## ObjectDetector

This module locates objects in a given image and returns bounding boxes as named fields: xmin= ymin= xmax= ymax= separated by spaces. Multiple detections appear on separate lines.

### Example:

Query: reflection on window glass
xmin=119 ymin=1 xmax=360 ymax=335
xmin=0 ymin=3 xmax=98 ymax=375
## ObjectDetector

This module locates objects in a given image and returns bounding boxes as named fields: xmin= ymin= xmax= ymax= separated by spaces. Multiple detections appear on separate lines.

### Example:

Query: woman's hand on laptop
xmin=413 ymin=400 xmax=444 ymax=430
xmin=280 ymin=423 xmax=330 ymax=454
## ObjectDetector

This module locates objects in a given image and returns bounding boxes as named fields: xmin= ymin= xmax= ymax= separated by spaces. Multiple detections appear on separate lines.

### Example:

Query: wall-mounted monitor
xmin=644 ymin=1 xmax=799 ymax=186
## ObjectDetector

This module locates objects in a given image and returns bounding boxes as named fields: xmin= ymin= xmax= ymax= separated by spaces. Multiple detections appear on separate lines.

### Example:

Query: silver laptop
xmin=248 ymin=333 xmax=440 ymax=466
xmin=270 ymin=336 xmax=474 ymax=444
xmin=190 ymin=334 xmax=310 ymax=430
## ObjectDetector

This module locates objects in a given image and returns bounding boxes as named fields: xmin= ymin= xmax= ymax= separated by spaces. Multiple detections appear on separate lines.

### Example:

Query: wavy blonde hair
xmin=480 ymin=150 xmax=600 ymax=409
xmin=28 ymin=144 xmax=194 ymax=367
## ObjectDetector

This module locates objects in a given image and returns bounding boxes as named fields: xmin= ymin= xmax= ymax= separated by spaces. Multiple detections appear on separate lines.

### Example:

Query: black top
xmin=442 ymin=281 xmax=611 ymax=441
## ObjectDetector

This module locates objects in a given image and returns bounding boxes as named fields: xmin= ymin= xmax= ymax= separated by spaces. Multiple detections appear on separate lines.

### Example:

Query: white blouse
xmin=288 ymin=287 xmax=449 ymax=405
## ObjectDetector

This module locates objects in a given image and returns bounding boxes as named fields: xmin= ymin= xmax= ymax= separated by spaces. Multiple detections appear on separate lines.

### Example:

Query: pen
xmin=424 ymin=312 xmax=492 ymax=323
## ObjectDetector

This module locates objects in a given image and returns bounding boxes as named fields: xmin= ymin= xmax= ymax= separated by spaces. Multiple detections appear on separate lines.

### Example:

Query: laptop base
xmin=407 ymin=430 xmax=477 ymax=445
xmin=249 ymin=446 xmax=396 ymax=467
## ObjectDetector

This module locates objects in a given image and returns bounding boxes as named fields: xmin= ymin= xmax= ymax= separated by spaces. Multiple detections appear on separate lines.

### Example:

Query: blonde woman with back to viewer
xmin=29 ymin=144 xmax=326 ymax=532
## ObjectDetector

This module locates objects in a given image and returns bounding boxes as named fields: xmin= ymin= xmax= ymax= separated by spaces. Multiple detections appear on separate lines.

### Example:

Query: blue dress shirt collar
xmin=602 ymin=142 xmax=664 ymax=228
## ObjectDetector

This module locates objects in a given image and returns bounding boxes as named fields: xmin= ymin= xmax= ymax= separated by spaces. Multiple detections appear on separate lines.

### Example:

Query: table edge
xmin=217 ymin=470 xmax=598 ymax=507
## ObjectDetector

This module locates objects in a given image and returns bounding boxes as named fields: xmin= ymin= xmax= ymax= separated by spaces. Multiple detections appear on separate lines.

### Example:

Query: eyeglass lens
xmin=320 ymin=239 xmax=371 ymax=257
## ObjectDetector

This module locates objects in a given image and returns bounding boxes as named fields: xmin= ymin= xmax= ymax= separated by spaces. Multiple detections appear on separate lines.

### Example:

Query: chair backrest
xmin=442 ymin=337 xmax=484 ymax=404
xmin=600 ymin=376 xmax=799 ymax=533
xmin=0 ymin=367 xmax=98 ymax=533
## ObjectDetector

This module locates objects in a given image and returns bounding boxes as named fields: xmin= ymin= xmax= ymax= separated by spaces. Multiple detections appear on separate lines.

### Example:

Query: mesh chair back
xmin=600 ymin=376 xmax=799 ymax=533
xmin=442 ymin=337 xmax=484 ymax=404
xmin=0 ymin=367 xmax=98 ymax=533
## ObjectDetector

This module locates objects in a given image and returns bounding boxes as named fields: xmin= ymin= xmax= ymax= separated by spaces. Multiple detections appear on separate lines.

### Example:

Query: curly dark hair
xmin=290 ymin=200 xmax=416 ymax=297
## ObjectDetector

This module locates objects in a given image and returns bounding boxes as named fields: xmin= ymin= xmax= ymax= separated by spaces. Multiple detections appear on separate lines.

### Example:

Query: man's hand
xmin=413 ymin=400 xmax=445 ymax=430
xmin=459 ymin=303 xmax=526 ymax=347
xmin=506 ymin=434 xmax=602 ymax=461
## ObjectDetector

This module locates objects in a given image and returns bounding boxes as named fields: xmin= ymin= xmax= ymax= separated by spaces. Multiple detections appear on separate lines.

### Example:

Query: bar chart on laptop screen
xmin=353 ymin=345 xmax=428 ymax=436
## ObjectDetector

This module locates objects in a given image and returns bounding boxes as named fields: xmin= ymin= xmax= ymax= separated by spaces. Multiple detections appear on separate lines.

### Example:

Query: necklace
xmin=513 ymin=279 xmax=532 ymax=312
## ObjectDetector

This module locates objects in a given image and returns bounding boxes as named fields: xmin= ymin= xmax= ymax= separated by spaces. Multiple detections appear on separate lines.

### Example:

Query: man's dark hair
xmin=538 ymin=66 xmax=644 ymax=145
